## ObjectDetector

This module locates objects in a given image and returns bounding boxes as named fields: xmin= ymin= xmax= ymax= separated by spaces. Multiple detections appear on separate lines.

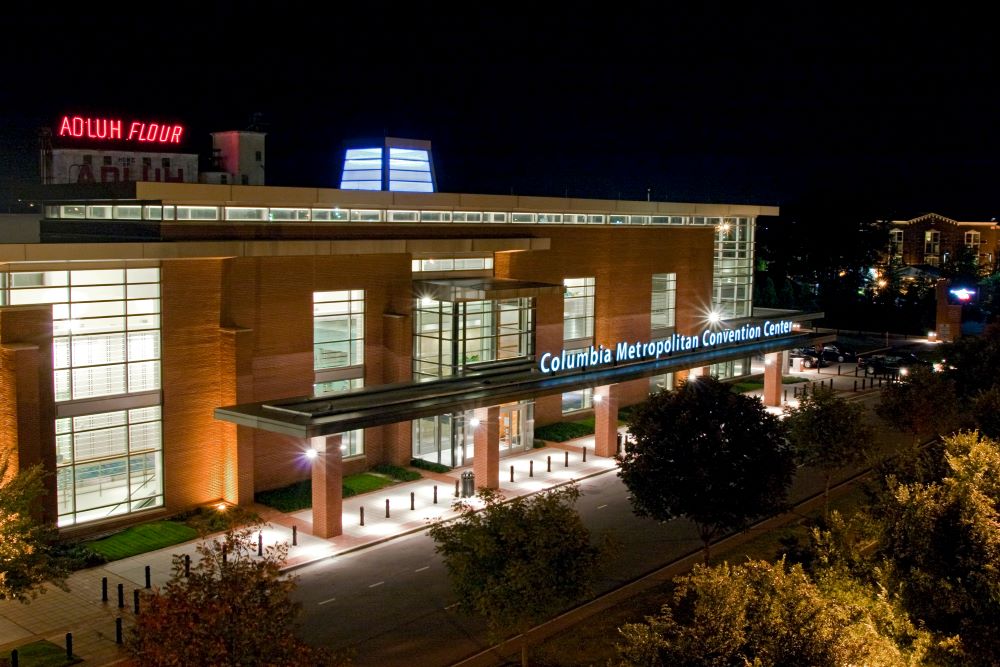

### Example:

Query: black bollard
xmin=410 ymin=491 xmax=415 ymax=510
xmin=838 ymin=365 xmax=841 ymax=375
xmin=133 ymin=589 xmax=140 ymax=614
xmin=292 ymin=525 xmax=298 ymax=546
xmin=829 ymin=378 xmax=833 ymax=389
xmin=385 ymin=498 xmax=390 ymax=518
xmin=115 ymin=617 xmax=123 ymax=645
xmin=102 ymin=576 xmax=108 ymax=602
xmin=184 ymin=554 xmax=191 ymax=577
xmin=565 ymin=450 xmax=569 ymax=467
xmin=117 ymin=583 xmax=124 ymax=608
xmin=583 ymin=447 xmax=587 ymax=462
xmin=145 ymin=565 xmax=151 ymax=589
xmin=529 ymin=460 xmax=534 ymax=477
xmin=222 ymin=546 xmax=227 ymax=565
xmin=454 ymin=479 xmax=459 ymax=497
xmin=784 ymin=388 xmax=788 ymax=402
xmin=547 ymin=455 xmax=551 ymax=472
xmin=510 ymin=465 xmax=514 ymax=483
xmin=11 ymin=649 xmax=18 ymax=667
xmin=258 ymin=532 xmax=263 ymax=557
xmin=360 ymin=506 xmax=365 ymax=526
xmin=65 ymin=633 xmax=73 ymax=661
xmin=854 ymin=379 xmax=858 ymax=391
xmin=433 ymin=485 xmax=438 ymax=504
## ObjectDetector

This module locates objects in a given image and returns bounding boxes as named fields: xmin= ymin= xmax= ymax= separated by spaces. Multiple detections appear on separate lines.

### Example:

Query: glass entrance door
xmin=500 ymin=404 xmax=525 ymax=453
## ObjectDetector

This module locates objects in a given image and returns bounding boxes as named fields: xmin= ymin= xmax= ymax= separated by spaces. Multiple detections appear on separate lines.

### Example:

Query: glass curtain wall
xmin=713 ymin=218 xmax=755 ymax=319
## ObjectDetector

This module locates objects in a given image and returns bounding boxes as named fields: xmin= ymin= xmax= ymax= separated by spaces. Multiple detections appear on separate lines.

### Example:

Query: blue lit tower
xmin=339 ymin=137 xmax=436 ymax=192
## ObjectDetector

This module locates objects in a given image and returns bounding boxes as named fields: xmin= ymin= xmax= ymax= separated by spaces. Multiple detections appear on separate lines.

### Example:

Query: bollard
xmin=838 ymin=364 xmax=841 ymax=375
xmin=433 ymin=485 xmax=438 ymax=504
xmin=565 ymin=450 xmax=569 ymax=467
xmin=360 ymin=506 xmax=365 ymax=526
xmin=529 ymin=460 xmax=534 ymax=477
xmin=184 ymin=554 xmax=191 ymax=577
xmin=410 ymin=491 xmax=415 ymax=510
xmin=829 ymin=378 xmax=833 ymax=389
xmin=510 ymin=464 xmax=515 ymax=482
xmin=854 ymin=379 xmax=857 ymax=391
xmin=879 ymin=378 xmax=882 ymax=387
xmin=11 ymin=648 xmax=18 ymax=667
xmin=292 ymin=525 xmax=298 ymax=546
xmin=455 ymin=479 xmax=459 ymax=497
xmin=258 ymin=532 xmax=263 ymax=557
xmin=222 ymin=546 xmax=227 ymax=565
xmin=385 ymin=499 xmax=390 ymax=518
xmin=115 ymin=617 xmax=123 ymax=645
xmin=144 ymin=565 xmax=151 ymax=589
xmin=133 ymin=589 xmax=140 ymax=615
xmin=583 ymin=446 xmax=587 ymax=462
xmin=102 ymin=576 xmax=108 ymax=602
xmin=66 ymin=633 xmax=73 ymax=661
xmin=547 ymin=455 xmax=551 ymax=473
xmin=117 ymin=583 xmax=124 ymax=608
xmin=784 ymin=388 xmax=788 ymax=402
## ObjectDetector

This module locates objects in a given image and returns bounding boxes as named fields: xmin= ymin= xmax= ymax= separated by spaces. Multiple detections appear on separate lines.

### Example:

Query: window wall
xmin=713 ymin=218 xmax=754 ymax=319
xmin=312 ymin=378 xmax=364 ymax=457
xmin=0 ymin=267 xmax=163 ymax=527
xmin=314 ymin=291 xmax=364 ymax=370
xmin=563 ymin=277 xmax=595 ymax=341
xmin=651 ymin=273 xmax=677 ymax=332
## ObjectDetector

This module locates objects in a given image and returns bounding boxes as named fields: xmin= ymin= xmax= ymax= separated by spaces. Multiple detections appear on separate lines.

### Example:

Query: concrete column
xmin=310 ymin=434 xmax=343 ymax=538
xmin=762 ymin=351 xmax=783 ymax=407
xmin=594 ymin=384 xmax=620 ymax=457
xmin=472 ymin=406 xmax=500 ymax=490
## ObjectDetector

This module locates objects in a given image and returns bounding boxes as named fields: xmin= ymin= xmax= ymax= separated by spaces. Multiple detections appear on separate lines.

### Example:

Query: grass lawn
xmin=0 ymin=639 xmax=80 ymax=666
xmin=255 ymin=470 xmax=416 ymax=512
xmin=730 ymin=374 xmax=806 ymax=393
xmin=343 ymin=473 xmax=398 ymax=496
xmin=83 ymin=521 xmax=198 ymax=561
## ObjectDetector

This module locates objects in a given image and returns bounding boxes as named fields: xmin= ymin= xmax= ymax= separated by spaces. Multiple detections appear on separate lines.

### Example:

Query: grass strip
xmin=82 ymin=521 xmax=198 ymax=561
xmin=0 ymin=639 xmax=81 ymax=666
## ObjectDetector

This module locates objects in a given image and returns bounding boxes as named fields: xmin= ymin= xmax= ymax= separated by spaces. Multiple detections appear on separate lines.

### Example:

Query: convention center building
xmin=1 ymin=136 xmax=815 ymax=537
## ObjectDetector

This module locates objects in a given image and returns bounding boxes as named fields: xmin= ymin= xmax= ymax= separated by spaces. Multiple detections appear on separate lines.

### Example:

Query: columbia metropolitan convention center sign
xmin=538 ymin=320 xmax=795 ymax=373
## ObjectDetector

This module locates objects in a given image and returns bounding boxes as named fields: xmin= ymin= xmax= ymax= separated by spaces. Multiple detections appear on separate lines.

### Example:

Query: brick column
xmin=594 ymin=384 xmax=620 ymax=457
xmin=220 ymin=328 xmax=254 ymax=506
xmin=762 ymin=352 xmax=782 ymax=407
xmin=472 ymin=406 xmax=500 ymax=490
xmin=311 ymin=434 xmax=343 ymax=538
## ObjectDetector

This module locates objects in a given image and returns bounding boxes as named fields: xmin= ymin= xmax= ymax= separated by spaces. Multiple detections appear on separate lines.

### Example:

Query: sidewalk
xmin=0 ymin=442 xmax=619 ymax=665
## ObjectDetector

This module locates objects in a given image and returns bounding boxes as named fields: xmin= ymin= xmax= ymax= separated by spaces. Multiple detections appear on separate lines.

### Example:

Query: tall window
xmin=312 ymin=378 xmax=364 ymax=457
xmin=965 ymin=231 xmax=981 ymax=250
xmin=563 ymin=277 xmax=595 ymax=341
xmin=924 ymin=230 xmax=941 ymax=255
xmin=712 ymin=217 xmax=754 ymax=319
xmin=890 ymin=230 xmax=904 ymax=255
xmin=651 ymin=273 xmax=677 ymax=331
xmin=313 ymin=290 xmax=364 ymax=370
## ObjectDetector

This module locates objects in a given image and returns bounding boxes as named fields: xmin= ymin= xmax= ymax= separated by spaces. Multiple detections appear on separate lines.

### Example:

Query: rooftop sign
xmin=58 ymin=115 xmax=184 ymax=144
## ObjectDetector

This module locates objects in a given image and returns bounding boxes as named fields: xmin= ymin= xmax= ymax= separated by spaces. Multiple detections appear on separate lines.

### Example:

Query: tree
xmin=873 ymin=431 xmax=1000 ymax=666
xmin=127 ymin=524 xmax=338 ymax=666
xmin=618 ymin=376 xmax=794 ymax=562
xmin=613 ymin=559 xmax=930 ymax=667
xmin=972 ymin=385 xmax=1000 ymax=439
xmin=783 ymin=387 xmax=874 ymax=515
xmin=876 ymin=366 xmax=963 ymax=445
xmin=0 ymin=451 xmax=67 ymax=602
xmin=428 ymin=484 xmax=602 ymax=665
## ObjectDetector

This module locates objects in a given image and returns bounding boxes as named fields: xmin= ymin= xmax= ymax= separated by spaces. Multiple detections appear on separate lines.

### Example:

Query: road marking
xmin=369 ymin=581 xmax=384 ymax=588
xmin=597 ymin=504 xmax=608 ymax=509
xmin=414 ymin=566 xmax=429 ymax=573
xmin=318 ymin=597 xmax=336 ymax=605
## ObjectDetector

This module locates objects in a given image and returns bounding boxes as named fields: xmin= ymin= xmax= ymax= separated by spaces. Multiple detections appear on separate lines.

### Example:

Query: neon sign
xmin=538 ymin=320 xmax=795 ymax=373
xmin=58 ymin=115 xmax=184 ymax=144
xmin=949 ymin=288 xmax=975 ymax=301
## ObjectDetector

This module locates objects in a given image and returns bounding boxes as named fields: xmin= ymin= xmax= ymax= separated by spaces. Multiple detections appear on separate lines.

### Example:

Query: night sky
xmin=2 ymin=6 xmax=998 ymax=219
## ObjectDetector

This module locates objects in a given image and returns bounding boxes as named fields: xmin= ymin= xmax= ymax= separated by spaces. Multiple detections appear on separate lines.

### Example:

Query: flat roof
xmin=215 ymin=329 xmax=819 ymax=439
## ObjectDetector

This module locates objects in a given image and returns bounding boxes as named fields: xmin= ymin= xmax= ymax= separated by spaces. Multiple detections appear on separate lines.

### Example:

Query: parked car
xmin=789 ymin=349 xmax=828 ymax=369
xmin=857 ymin=352 xmax=928 ymax=377
xmin=800 ymin=344 xmax=857 ymax=363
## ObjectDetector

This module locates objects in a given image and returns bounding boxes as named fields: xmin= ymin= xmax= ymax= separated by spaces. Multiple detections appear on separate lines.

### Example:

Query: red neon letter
xmin=110 ymin=119 xmax=122 ymax=139
xmin=85 ymin=118 xmax=95 ymax=138
xmin=157 ymin=124 xmax=170 ymax=142
xmin=170 ymin=126 xmax=183 ymax=143
xmin=72 ymin=116 xmax=84 ymax=137
xmin=59 ymin=116 xmax=72 ymax=136
xmin=128 ymin=122 xmax=141 ymax=141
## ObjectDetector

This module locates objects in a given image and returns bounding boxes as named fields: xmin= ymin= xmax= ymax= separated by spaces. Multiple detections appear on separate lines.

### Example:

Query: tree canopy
xmin=876 ymin=366 xmax=962 ymax=444
xmin=618 ymin=376 xmax=794 ymax=561
xmin=614 ymin=559 xmax=930 ymax=667
xmin=783 ymin=387 xmax=874 ymax=513
xmin=0 ymin=452 xmax=67 ymax=602
xmin=428 ymin=484 xmax=602 ymax=646
xmin=127 ymin=524 xmax=338 ymax=666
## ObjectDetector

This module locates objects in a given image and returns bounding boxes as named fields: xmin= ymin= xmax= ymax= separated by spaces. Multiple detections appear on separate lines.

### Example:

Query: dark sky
xmin=2 ymin=6 xmax=998 ymax=218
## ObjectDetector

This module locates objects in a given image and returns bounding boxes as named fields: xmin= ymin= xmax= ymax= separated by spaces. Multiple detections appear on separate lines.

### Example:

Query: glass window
xmin=225 ymin=207 xmax=267 ymax=221
xmin=311 ymin=379 xmax=364 ymax=457
xmin=925 ymin=230 xmax=941 ymax=255
xmin=314 ymin=291 xmax=365 ymax=370
xmin=651 ymin=273 xmax=677 ymax=330
xmin=563 ymin=277 xmax=595 ymax=341
xmin=562 ymin=388 xmax=593 ymax=414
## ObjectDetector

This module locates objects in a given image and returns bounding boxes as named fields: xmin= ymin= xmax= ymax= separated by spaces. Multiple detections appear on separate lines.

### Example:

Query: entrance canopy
xmin=215 ymin=329 xmax=820 ymax=439
xmin=413 ymin=277 xmax=564 ymax=302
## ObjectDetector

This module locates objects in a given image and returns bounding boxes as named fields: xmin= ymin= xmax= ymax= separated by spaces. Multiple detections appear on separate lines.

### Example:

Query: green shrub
xmin=410 ymin=458 xmax=452 ymax=473
xmin=533 ymin=439 xmax=546 ymax=449
xmin=182 ymin=505 xmax=261 ymax=534
xmin=53 ymin=541 xmax=107 ymax=570
xmin=534 ymin=421 xmax=595 ymax=442
xmin=255 ymin=480 xmax=312 ymax=512
xmin=371 ymin=464 xmax=421 ymax=482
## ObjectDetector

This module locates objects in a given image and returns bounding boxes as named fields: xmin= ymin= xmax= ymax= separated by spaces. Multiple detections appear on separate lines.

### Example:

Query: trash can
xmin=461 ymin=470 xmax=475 ymax=498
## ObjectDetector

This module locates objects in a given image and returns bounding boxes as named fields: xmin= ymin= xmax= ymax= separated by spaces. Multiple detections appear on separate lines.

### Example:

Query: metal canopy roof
xmin=412 ymin=278 xmax=564 ymax=302
xmin=214 ymin=331 xmax=820 ymax=439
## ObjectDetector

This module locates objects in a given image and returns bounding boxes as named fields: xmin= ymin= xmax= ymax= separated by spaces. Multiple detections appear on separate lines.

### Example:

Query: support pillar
xmin=763 ymin=351 xmax=782 ymax=407
xmin=472 ymin=406 xmax=500 ymax=490
xmin=310 ymin=434 xmax=343 ymax=538
xmin=594 ymin=384 xmax=620 ymax=457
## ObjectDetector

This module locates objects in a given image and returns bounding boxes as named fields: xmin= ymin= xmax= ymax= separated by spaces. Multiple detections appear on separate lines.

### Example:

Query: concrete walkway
xmin=0 ymin=443 xmax=617 ymax=665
